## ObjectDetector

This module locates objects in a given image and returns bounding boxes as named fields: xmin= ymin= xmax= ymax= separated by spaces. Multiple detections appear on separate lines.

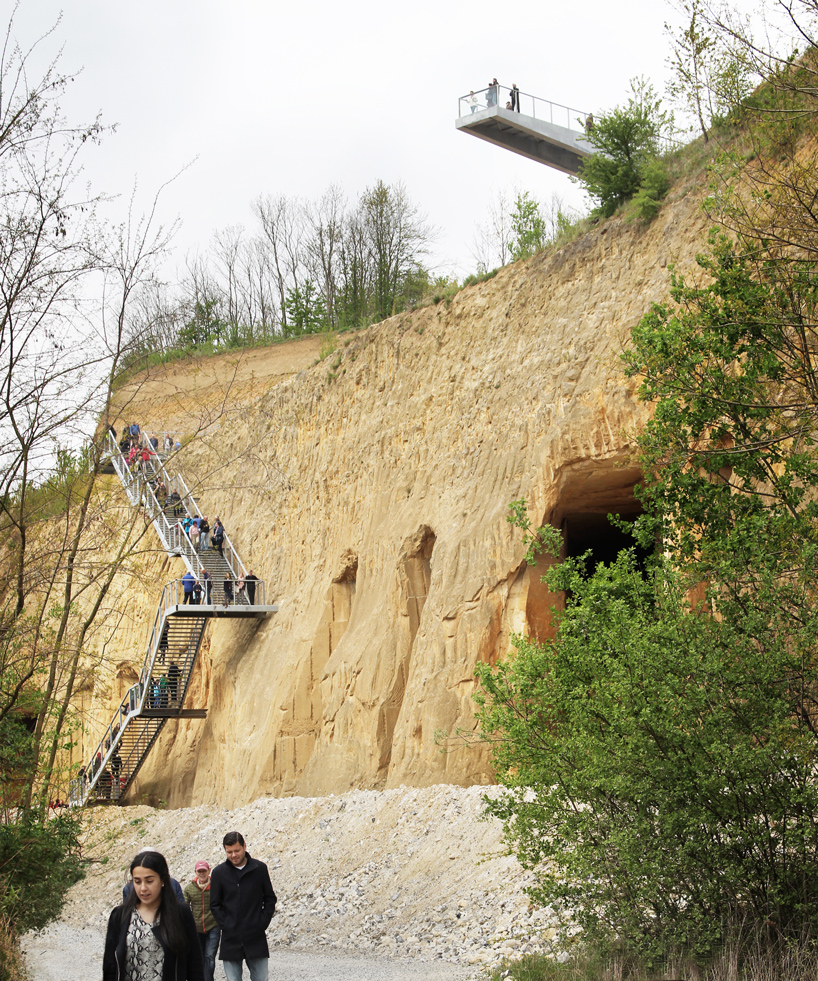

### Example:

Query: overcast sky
xmin=13 ymin=0 xmax=737 ymax=280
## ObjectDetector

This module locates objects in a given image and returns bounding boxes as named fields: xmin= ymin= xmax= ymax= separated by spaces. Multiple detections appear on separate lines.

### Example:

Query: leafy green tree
xmin=507 ymin=192 xmax=548 ymax=260
xmin=577 ymin=77 xmax=673 ymax=217
xmin=178 ymin=297 xmax=225 ymax=348
xmin=630 ymin=157 xmax=671 ymax=221
xmin=0 ymin=812 xmax=83 ymax=932
xmin=360 ymin=180 xmax=432 ymax=322
xmin=475 ymin=237 xmax=818 ymax=963
xmin=282 ymin=280 xmax=327 ymax=336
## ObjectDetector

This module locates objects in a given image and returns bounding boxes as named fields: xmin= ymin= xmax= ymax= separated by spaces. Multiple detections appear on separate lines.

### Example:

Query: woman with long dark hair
xmin=103 ymin=850 xmax=204 ymax=981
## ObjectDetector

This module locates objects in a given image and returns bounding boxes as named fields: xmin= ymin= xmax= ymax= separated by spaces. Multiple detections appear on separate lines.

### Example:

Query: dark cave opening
xmin=562 ymin=510 xmax=651 ymax=576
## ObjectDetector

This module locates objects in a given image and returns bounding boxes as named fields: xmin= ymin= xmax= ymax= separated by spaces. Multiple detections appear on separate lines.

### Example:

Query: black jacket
xmin=209 ymin=854 xmax=276 ymax=961
xmin=102 ymin=902 xmax=204 ymax=981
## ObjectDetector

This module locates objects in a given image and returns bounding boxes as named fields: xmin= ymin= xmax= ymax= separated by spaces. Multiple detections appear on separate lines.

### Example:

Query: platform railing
xmin=458 ymin=85 xmax=590 ymax=133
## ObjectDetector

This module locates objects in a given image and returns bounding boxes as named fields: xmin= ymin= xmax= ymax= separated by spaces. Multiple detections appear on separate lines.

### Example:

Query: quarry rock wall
xmin=89 ymin=191 xmax=709 ymax=807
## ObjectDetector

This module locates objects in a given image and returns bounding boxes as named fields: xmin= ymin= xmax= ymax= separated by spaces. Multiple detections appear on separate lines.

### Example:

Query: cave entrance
xmin=522 ymin=460 xmax=651 ymax=639
xmin=562 ymin=509 xmax=650 ymax=576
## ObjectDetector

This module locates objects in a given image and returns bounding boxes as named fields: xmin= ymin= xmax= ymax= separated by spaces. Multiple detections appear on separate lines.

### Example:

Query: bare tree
xmin=0 ymin=11 xmax=184 ymax=816
xmin=470 ymin=189 xmax=512 ymax=272
xmin=304 ymin=184 xmax=346 ymax=328
xmin=252 ymin=194 xmax=309 ymax=333
xmin=358 ymin=180 xmax=433 ymax=322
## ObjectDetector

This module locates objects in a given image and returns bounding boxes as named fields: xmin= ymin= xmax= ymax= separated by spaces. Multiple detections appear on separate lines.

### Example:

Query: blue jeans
xmin=197 ymin=926 xmax=220 ymax=981
xmin=222 ymin=959 xmax=268 ymax=981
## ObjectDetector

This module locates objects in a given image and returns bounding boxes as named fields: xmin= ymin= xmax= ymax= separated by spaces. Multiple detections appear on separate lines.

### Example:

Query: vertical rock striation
xmin=97 ymin=194 xmax=708 ymax=807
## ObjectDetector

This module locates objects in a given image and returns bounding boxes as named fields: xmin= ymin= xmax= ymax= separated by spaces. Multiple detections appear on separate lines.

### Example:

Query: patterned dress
xmin=125 ymin=909 xmax=164 ymax=981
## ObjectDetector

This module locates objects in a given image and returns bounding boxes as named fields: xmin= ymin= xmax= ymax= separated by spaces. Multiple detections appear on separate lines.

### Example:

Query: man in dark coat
xmin=245 ymin=570 xmax=259 ymax=605
xmin=210 ymin=831 xmax=276 ymax=981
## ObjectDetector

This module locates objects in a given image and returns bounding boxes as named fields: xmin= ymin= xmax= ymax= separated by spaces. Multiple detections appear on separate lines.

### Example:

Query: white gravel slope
xmin=22 ymin=785 xmax=564 ymax=979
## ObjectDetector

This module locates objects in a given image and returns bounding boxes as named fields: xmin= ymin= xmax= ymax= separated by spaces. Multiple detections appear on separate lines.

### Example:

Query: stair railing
xmin=135 ymin=431 xmax=250 ymax=585
xmin=170 ymin=471 xmax=248 ymax=583
xmin=69 ymin=578 xmax=209 ymax=805
xmin=104 ymin=433 xmax=210 ymax=582
xmin=75 ymin=434 xmax=270 ymax=805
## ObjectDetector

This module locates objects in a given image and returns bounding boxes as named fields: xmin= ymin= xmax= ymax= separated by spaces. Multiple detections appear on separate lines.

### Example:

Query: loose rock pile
xmin=39 ymin=784 xmax=566 ymax=971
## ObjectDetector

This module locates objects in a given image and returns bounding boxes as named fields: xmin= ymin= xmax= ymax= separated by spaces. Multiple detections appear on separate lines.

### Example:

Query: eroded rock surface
xmin=87 ymin=194 xmax=708 ymax=806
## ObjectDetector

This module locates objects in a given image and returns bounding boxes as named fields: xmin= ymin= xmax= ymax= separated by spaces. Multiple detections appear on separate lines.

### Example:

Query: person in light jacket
xmin=103 ymin=850 xmax=203 ymax=981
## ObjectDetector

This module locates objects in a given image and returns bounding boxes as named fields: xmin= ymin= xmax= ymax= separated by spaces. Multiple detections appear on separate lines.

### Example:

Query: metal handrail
xmin=105 ymin=433 xmax=210 ymax=581
xmin=71 ymin=433 xmax=268 ymax=806
xmin=458 ymin=84 xmax=590 ymax=134
xmin=170 ymin=472 xmax=247 ymax=583
xmin=140 ymin=430 xmax=248 ymax=583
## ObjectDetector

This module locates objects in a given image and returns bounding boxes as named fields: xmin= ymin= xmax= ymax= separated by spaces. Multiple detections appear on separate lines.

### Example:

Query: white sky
xmin=13 ymin=0 xmax=751 ymax=281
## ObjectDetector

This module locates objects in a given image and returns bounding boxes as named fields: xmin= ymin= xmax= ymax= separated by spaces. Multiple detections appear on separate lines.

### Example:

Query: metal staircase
xmin=69 ymin=433 xmax=277 ymax=806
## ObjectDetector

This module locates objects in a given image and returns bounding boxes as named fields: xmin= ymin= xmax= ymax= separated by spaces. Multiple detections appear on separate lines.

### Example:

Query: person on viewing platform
xmin=182 ymin=571 xmax=196 ymax=604
xmin=245 ymin=571 xmax=259 ymax=605
xmin=202 ymin=569 xmax=213 ymax=604
xmin=184 ymin=861 xmax=220 ymax=981
xmin=511 ymin=82 xmax=520 ymax=111
xmin=193 ymin=578 xmax=203 ymax=604
xmin=487 ymin=78 xmax=498 ymax=107
xmin=104 ymin=851 xmax=202 ymax=981
xmin=223 ymin=573 xmax=233 ymax=607
xmin=467 ymin=90 xmax=479 ymax=113
xmin=585 ymin=112 xmax=594 ymax=133
xmin=236 ymin=576 xmax=246 ymax=604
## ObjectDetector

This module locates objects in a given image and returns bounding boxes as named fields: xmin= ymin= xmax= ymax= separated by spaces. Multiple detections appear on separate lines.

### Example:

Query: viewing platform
xmin=456 ymin=84 xmax=592 ymax=175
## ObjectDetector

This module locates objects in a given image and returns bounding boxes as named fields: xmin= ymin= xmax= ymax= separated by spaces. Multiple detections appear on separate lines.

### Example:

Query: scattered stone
xmin=24 ymin=785 xmax=566 ymax=976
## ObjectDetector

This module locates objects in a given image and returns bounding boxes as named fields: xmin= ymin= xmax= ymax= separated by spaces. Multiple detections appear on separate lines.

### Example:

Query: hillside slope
xmin=90 ymin=190 xmax=710 ymax=807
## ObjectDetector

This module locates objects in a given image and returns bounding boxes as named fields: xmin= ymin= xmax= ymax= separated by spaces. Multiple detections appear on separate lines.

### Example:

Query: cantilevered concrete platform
xmin=456 ymin=87 xmax=592 ymax=175
xmin=165 ymin=602 xmax=279 ymax=619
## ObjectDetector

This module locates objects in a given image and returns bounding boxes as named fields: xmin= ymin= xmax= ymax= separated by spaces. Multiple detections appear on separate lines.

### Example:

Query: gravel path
xmin=22 ymin=785 xmax=565 ymax=979
xmin=21 ymin=923 xmax=477 ymax=981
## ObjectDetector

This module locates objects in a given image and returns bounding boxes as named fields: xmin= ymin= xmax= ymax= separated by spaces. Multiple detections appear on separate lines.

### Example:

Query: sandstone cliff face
xmin=92 ymin=191 xmax=710 ymax=808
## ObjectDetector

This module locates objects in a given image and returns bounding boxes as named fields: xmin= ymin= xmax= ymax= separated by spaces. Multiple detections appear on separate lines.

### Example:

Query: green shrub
xmin=578 ymin=77 xmax=673 ymax=217
xmin=0 ymin=813 xmax=84 ymax=933
xmin=629 ymin=158 xmax=671 ymax=222
xmin=462 ymin=268 xmax=499 ymax=288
